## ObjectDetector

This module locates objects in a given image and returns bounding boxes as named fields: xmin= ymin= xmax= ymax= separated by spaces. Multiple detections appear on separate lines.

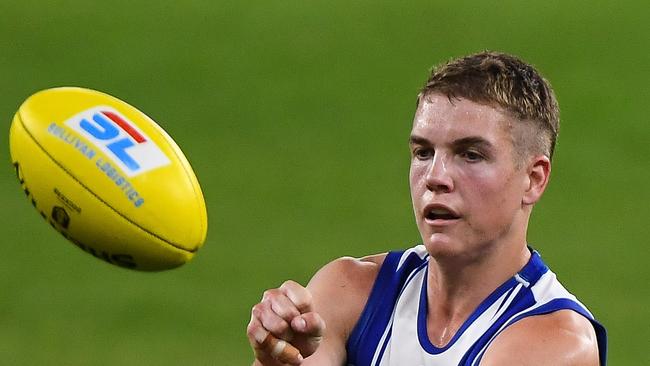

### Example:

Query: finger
xmin=292 ymin=312 xmax=326 ymax=337
xmin=261 ymin=332 xmax=303 ymax=365
xmin=256 ymin=301 xmax=294 ymax=340
xmin=247 ymin=317 xmax=303 ymax=365
xmin=262 ymin=289 xmax=301 ymax=321
xmin=247 ymin=312 xmax=269 ymax=348
xmin=280 ymin=280 xmax=313 ymax=313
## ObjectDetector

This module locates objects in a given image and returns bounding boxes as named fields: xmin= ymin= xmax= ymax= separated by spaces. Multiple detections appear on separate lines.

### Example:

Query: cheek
xmin=464 ymin=169 xmax=522 ymax=213
xmin=409 ymin=162 xmax=425 ymax=190
xmin=409 ymin=163 xmax=428 ymax=216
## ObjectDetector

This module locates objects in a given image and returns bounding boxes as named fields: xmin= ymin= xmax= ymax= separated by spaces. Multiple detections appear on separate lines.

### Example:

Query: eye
xmin=460 ymin=150 xmax=484 ymax=162
xmin=413 ymin=147 xmax=433 ymax=160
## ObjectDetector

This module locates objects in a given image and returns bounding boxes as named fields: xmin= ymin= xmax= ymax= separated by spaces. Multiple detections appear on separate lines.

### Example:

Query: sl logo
xmin=79 ymin=110 xmax=145 ymax=171
xmin=64 ymin=107 xmax=170 ymax=177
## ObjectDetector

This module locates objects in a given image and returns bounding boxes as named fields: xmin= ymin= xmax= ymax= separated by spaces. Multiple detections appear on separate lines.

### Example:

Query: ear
xmin=522 ymin=155 xmax=551 ymax=205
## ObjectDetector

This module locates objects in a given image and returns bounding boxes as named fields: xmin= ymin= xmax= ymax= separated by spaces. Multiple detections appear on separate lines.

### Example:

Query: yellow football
xmin=9 ymin=87 xmax=207 ymax=271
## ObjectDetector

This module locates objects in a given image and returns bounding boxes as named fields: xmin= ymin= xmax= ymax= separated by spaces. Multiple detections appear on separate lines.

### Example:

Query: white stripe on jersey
xmin=346 ymin=245 xmax=606 ymax=366
xmin=374 ymin=266 xmax=524 ymax=365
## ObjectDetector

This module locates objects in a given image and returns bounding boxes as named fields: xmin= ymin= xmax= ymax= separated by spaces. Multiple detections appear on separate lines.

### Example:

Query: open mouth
xmin=424 ymin=205 xmax=460 ymax=222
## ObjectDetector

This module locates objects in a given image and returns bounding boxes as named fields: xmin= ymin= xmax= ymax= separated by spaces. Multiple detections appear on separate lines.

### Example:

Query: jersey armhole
xmin=473 ymin=298 xmax=608 ymax=366
xmin=345 ymin=250 xmax=403 ymax=363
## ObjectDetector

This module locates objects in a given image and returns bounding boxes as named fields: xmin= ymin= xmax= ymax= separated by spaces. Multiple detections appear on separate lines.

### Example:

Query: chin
xmin=422 ymin=233 xmax=460 ymax=257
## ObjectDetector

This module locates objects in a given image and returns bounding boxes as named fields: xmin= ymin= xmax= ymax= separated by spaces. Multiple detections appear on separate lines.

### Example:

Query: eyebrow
xmin=409 ymin=135 xmax=430 ymax=146
xmin=409 ymin=135 xmax=494 ymax=150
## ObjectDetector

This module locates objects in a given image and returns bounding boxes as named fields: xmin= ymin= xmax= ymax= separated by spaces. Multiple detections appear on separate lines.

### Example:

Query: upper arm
xmin=481 ymin=310 xmax=600 ymax=366
xmin=300 ymin=254 xmax=384 ymax=365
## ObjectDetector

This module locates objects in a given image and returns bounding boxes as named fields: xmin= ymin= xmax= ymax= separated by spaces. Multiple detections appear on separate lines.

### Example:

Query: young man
xmin=247 ymin=51 xmax=607 ymax=365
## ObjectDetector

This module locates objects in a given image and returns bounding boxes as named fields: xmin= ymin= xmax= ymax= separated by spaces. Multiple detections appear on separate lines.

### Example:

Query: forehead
xmin=411 ymin=94 xmax=514 ymax=145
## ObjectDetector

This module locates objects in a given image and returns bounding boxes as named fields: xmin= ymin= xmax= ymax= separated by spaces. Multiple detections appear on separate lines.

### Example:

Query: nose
xmin=425 ymin=153 xmax=453 ymax=193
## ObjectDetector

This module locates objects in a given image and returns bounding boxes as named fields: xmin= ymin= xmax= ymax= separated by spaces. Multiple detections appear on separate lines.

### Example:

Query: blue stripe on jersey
xmin=517 ymin=247 xmax=549 ymax=284
xmin=416 ymin=271 xmax=533 ymax=354
xmin=373 ymin=328 xmax=391 ymax=366
xmin=346 ymin=249 xmax=428 ymax=364
xmin=346 ymin=245 xmax=608 ymax=366
xmin=492 ymin=285 xmax=518 ymax=318
xmin=459 ymin=288 xmax=538 ymax=365
xmin=470 ymin=298 xmax=608 ymax=366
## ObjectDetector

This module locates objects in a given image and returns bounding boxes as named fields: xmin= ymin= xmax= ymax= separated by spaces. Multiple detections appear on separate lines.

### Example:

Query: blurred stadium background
xmin=0 ymin=1 xmax=647 ymax=364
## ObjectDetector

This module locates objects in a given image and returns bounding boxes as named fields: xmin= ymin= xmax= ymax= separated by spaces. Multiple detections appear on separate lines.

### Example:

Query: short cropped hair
xmin=417 ymin=51 xmax=560 ymax=161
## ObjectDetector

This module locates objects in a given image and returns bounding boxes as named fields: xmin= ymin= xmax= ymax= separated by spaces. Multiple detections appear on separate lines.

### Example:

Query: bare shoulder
xmin=296 ymin=253 xmax=386 ymax=365
xmin=311 ymin=252 xmax=386 ymax=286
xmin=481 ymin=309 xmax=600 ymax=366
xmin=307 ymin=253 xmax=386 ymax=337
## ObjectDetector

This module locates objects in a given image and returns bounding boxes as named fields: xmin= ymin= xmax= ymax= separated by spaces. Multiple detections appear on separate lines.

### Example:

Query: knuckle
xmin=266 ymin=320 xmax=293 ymax=341
xmin=251 ymin=303 xmax=265 ymax=317
xmin=247 ymin=313 xmax=256 ymax=328
xmin=271 ymin=320 xmax=290 ymax=335
xmin=261 ymin=289 xmax=273 ymax=300
xmin=280 ymin=280 xmax=313 ymax=311
xmin=305 ymin=312 xmax=326 ymax=333
xmin=246 ymin=322 xmax=257 ymax=337
xmin=262 ymin=288 xmax=282 ymax=301
xmin=272 ymin=306 xmax=296 ymax=321
xmin=310 ymin=311 xmax=324 ymax=324
xmin=294 ymin=291 xmax=313 ymax=311
xmin=281 ymin=279 xmax=299 ymax=288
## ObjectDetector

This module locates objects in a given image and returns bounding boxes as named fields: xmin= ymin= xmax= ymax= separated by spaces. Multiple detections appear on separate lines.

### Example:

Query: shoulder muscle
xmin=301 ymin=254 xmax=385 ymax=364
xmin=481 ymin=309 xmax=599 ymax=366
xmin=308 ymin=254 xmax=385 ymax=336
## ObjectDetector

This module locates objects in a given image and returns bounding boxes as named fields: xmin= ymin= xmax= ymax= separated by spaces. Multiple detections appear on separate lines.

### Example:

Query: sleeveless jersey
xmin=346 ymin=245 xmax=607 ymax=365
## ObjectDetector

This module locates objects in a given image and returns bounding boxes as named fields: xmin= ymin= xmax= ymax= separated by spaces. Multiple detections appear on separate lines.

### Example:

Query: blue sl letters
xmin=79 ymin=113 xmax=141 ymax=171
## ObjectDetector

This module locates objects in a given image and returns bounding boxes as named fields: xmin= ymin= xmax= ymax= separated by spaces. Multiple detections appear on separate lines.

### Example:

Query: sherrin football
xmin=9 ymin=87 xmax=207 ymax=271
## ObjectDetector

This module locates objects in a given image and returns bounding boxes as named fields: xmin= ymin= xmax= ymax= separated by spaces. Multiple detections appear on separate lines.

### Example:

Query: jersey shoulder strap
xmin=346 ymin=245 xmax=429 ymax=364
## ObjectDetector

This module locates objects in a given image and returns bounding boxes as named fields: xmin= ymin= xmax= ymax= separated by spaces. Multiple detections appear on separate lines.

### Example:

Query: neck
xmin=425 ymin=240 xmax=531 ymax=347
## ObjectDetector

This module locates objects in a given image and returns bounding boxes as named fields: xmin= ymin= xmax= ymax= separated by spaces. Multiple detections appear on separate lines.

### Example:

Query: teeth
xmin=430 ymin=208 xmax=450 ymax=215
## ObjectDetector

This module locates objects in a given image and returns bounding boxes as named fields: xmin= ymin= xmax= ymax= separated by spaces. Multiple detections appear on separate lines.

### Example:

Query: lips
xmin=423 ymin=204 xmax=460 ymax=223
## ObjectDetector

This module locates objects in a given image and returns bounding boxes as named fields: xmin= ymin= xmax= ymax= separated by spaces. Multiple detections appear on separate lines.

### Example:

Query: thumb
xmin=290 ymin=312 xmax=326 ymax=357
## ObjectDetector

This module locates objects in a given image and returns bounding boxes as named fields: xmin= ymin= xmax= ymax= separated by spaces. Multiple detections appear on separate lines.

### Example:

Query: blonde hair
xmin=417 ymin=51 xmax=560 ymax=160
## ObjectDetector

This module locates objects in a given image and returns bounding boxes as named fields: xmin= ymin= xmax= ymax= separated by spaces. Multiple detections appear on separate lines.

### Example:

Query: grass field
xmin=1 ymin=1 xmax=648 ymax=364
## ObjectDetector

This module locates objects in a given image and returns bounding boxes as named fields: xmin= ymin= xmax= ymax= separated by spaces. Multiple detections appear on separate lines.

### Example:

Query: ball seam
xmin=18 ymin=112 xmax=198 ymax=254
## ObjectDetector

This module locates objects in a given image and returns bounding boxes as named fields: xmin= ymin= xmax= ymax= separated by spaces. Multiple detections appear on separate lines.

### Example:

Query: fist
xmin=247 ymin=280 xmax=326 ymax=365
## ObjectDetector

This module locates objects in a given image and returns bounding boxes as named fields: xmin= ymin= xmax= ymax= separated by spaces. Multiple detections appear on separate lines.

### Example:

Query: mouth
xmin=423 ymin=204 xmax=460 ymax=224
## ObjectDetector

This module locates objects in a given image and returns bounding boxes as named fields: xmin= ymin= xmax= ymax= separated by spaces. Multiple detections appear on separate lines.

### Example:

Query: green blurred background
xmin=1 ymin=0 xmax=647 ymax=364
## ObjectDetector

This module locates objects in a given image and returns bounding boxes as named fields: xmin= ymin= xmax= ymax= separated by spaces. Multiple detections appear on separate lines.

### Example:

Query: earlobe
xmin=522 ymin=156 xmax=551 ymax=205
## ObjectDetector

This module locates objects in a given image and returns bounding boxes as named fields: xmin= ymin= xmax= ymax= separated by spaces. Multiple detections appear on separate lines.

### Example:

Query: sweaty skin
xmin=247 ymin=94 xmax=600 ymax=365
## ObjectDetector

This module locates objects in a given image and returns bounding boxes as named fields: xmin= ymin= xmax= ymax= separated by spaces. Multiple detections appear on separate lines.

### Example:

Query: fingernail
xmin=253 ymin=327 xmax=268 ymax=344
xmin=295 ymin=317 xmax=306 ymax=331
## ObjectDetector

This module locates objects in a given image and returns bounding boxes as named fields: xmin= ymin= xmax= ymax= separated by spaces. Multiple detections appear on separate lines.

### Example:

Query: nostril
xmin=426 ymin=181 xmax=452 ymax=193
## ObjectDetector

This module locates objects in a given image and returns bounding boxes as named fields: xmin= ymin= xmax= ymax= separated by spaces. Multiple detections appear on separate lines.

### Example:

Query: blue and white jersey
xmin=346 ymin=245 xmax=607 ymax=366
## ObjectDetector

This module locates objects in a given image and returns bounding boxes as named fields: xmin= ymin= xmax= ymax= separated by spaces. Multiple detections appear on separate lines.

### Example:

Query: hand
xmin=247 ymin=280 xmax=326 ymax=365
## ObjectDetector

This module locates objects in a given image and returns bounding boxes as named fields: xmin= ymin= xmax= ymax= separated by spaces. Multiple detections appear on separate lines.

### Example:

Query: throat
xmin=426 ymin=313 xmax=463 ymax=348
xmin=424 ymin=266 xmax=482 ymax=349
